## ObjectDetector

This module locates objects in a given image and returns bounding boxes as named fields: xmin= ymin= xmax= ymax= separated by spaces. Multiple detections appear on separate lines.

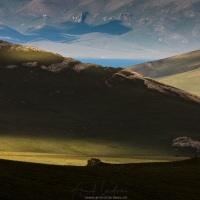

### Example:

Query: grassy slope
xmin=0 ymin=41 xmax=200 ymax=158
xmin=129 ymin=50 xmax=200 ymax=78
xmin=0 ymin=41 xmax=64 ymax=65
xmin=158 ymin=68 xmax=200 ymax=97
xmin=0 ymin=158 xmax=200 ymax=200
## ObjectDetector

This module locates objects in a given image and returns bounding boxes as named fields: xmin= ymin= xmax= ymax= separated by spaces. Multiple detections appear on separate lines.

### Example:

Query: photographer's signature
xmin=72 ymin=181 xmax=128 ymax=199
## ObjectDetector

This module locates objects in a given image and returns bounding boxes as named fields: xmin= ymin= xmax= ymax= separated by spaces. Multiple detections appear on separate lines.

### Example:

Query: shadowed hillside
xmin=0 ymin=158 xmax=200 ymax=200
xmin=0 ymin=41 xmax=200 ymax=157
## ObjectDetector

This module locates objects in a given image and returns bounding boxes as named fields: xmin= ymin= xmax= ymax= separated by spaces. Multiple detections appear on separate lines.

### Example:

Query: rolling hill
xmin=158 ymin=68 xmax=200 ymax=97
xmin=0 ymin=41 xmax=200 ymax=158
xmin=129 ymin=49 xmax=200 ymax=96
xmin=129 ymin=50 xmax=200 ymax=78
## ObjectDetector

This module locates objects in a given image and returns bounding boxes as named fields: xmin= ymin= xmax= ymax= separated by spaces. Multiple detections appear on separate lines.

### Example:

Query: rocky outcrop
xmin=118 ymin=13 xmax=133 ymax=22
xmin=172 ymin=137 xmax=200 ymax=150
xmin=73 ymin=11 xmax=89 ymax=23
xmin=0 ymin=40 xmax=10 ymax=46
xmin=111 ymin=69 xmax=200 ymax=104
xmin=6 ymin=65 xmax=18 ymax=69
xmin=22 ymin=62 xmax=39 ymax=67
xmin=87 ymin=158 xmax=104 ymax=166
xmin=41 ymin=58 xmax=80 ymax=72
xmin=41 ymin=58 xmax=100 ymax=73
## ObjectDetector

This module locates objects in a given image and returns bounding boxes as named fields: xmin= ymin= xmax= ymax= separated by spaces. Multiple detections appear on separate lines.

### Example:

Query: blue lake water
xmin=76 ymin=58 xmax=150 ymax=68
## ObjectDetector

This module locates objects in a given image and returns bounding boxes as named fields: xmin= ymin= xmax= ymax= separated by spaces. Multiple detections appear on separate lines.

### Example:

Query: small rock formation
xmin=118 ymin=13 xmax=133 ymax=22
xmin=73 ymin=11 xmax=89 ymax=23
xmin=172 ymin=136 xmax=200 ymax=157
xmin=0 ymin=40 xmax=10 ymax=46
xmin=6 ymin=65 xmax=18 ymax=69
xmin=172 ymin=137 xmax=200 ymax=150
xmin=87 ymin=158 xmax=103 ymax=166
xmin=22 ymin=62 xmax=39 ymax=67
xmin=44 ymin=58 xmax=80 ymax=72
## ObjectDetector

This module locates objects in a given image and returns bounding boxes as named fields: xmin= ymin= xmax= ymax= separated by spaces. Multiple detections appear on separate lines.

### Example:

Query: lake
xmin=76 ymin=58 xmax=150 ymax=68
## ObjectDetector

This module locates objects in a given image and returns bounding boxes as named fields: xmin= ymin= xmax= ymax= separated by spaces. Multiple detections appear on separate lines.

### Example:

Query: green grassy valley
xmin=0 ymin=136 xmax=185 ymax=165
xmin=0 ymin=41 xmax=200 ymax=161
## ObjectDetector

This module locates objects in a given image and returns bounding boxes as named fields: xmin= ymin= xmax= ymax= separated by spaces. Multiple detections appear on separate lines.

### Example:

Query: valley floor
xmin=0 ymin=152 xmax=185 ymax=166
xmin=0 ymin=136 xmax=184 ymax=165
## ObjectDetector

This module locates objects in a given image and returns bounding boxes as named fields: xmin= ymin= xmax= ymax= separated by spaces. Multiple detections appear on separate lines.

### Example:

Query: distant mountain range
xmin=1 ymin=0 xmax=200 ymax=58
xmin=0 ymin=40 xmax=200 ymax=156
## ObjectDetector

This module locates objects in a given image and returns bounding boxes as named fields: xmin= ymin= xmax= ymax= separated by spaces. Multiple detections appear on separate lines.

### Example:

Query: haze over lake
xmin=77 ymin=58 xmax=150 ymax=68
